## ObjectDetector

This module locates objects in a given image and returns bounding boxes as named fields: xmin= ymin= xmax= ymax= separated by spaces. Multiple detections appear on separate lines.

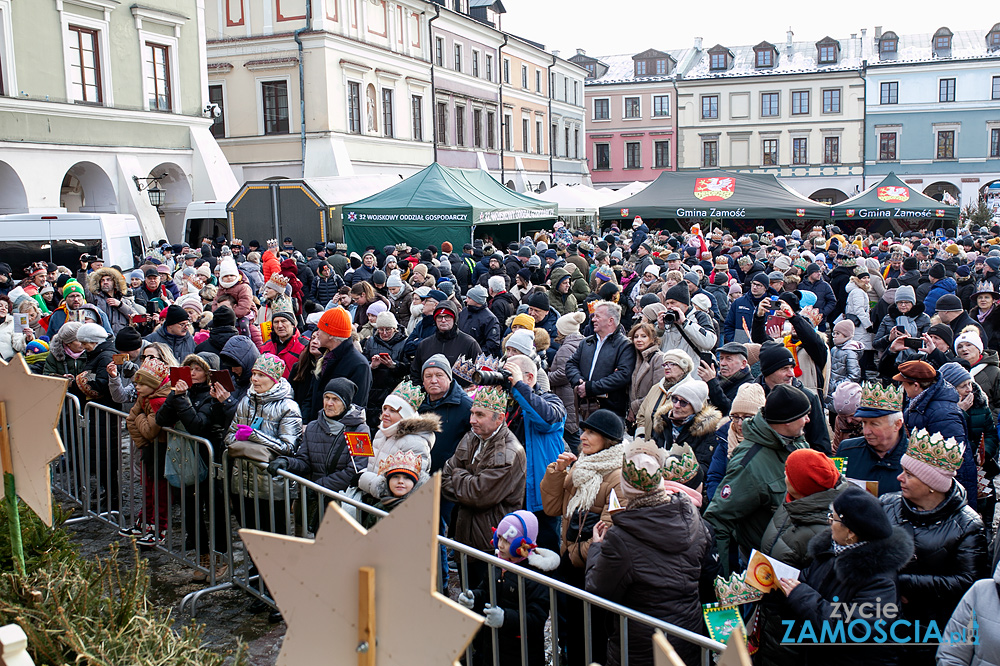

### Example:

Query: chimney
xmin=786 ymin=28 xmax=794 ymax=48
xmin=875 ymin=26 xmax=882 ymax=39
xmin=694 ymin=37 xmax=703 ymax=50
xmin=860 ymin=28 xmax=867 ymax=59
xmin=850 ymin=33 xmax=857 ymax=39
xmin=576 ymin=48 xmax=586 ymax=56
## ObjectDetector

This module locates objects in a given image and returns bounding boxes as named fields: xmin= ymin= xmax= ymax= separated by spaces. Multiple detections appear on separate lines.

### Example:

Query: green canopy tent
xmin=342 ymin=163 xmax=557 ymax=250
xmin=597 ymin=170 xmax=830 ymax=225
xmin=830 ymin=172 xmax=959 ymax=223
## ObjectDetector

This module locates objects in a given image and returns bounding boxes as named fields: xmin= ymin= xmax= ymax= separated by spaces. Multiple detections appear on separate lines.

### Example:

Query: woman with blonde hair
xmin=706 ymin=383 xmax=766 ymax=501
xmin=627 ymin=322 xmax=666 ymax=429
xmin=633 ymin=349 xmax=693 ymax=438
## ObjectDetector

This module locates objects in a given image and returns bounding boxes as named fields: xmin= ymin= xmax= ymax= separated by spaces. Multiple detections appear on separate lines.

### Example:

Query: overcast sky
xmin=499 ymin=0 xmax=989 ymax=57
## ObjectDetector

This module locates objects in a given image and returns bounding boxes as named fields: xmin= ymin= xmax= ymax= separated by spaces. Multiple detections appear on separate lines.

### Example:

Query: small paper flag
xmin=702 ymin=604 xmax=746 ymax=644
xmin=346 ymin=432 xmax=374 ymax=457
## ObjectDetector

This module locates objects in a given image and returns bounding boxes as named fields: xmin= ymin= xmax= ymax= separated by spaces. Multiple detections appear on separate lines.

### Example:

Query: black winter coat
xmin=310 ymin=274 xmax=344 ymax=306
xmin=489 ymin=291 xmax=518 ymax=327
xmin=467 ymin=561 xmax=552 ymax=666
xmin=194 ymin=326 xmax=239 ymax=356
xmin=827 ymin=265 xmax=855 ymax=320
xmin=565 ymin=329 xmax=637 ymax=418
xmin=362 ymin=331 xmax=408 ymax=429
xmin=80 ymin=337 xmax=118 ymax=408
xmin=881 ymin=484 xmax=988 ymax=631
xmin=458 ymin=304 xmax=501 ymax=357
xmin=418 ymin=380 xmax=473 ymax=473
xmin=281 ymin=406 xmax=370 ymax=491
xmin=652 ymin=403 xmax=723 ymax=485
xmin=409 ymin=327 xmax=481 ymax=384
xmin=969 ymin=304 xmax=1000 ymax=352
xmin=310 ymin=341 xmax=372 ymax=424
xmin=586 ymin=493 xmax=715 ymax=666
xmin=155 ymin=382 xmax=228 ymax=461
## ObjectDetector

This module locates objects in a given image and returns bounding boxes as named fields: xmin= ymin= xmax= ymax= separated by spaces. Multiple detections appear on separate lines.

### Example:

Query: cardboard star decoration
xmin=653 ymin=626 xmax=749 ymax=666
xmin=0 ymin=356 xmax=67 ymax=526
xmin=240 ymin=475 xmax=483 ymax=665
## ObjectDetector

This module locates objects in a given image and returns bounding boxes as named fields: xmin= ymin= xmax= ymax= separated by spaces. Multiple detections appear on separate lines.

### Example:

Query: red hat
xmin=317 ymin=307 xmax=352 ymax=338
xmin=784 ymin=449 xmax=840 ymax=497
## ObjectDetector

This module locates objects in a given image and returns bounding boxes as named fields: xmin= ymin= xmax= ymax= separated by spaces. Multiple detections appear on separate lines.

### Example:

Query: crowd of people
xmin=3 ymin=220 xmax=1000 ymax=665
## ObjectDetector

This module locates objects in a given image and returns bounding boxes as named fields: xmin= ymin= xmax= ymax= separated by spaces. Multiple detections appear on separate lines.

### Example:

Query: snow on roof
xmin=585 ymin=49 xmax=694 ymax=85
xmin=682 ymin=38 xmax=862 ymax=80
xmin=873 ymin=28 xmax=999 ymax=66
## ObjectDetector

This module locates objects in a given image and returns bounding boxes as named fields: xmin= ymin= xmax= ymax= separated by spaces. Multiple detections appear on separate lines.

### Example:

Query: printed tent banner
xmin=342 ymin=163 xmax=557 ymax=251
xmin=830 ymin=172 xmax=960 ymax=222
xmin=597 ymin=170 xmax=831 ymax=222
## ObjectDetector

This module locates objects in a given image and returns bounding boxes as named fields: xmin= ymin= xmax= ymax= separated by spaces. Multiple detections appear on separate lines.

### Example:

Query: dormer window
xmin=585 ymin=63 xmax=595 ymax=77
xmin=754 ymin=41 xmax=777 ymax=69
xmin=632 ymin=49 xmax=673 ymax=77
xmin=880 ymin=31 xmax=898 ymax=53
xmin=987 ymin=23 xmax=1000 ymax=51
xmin=708 ymin=45 xmax=732 ymax=71
xmin=655 ymin=59 xmax=668 ymax=75
xmin=933 ymin=27 xmax=953 ymax=50
xmin=816 ymin=37 xmax=839 ymax=64
xmin=636 ymin=60 xmax=647 ymax=76
xmin=710 ymin=53 xmax=725 ymax=69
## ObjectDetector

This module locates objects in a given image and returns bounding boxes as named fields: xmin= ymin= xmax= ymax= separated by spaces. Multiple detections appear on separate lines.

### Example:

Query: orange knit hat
xmin=318 ymin=307 xmax=352 ymax=338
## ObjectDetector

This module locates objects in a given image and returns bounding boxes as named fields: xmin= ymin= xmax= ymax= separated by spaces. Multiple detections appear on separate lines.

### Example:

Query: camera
xmin=662 ymin=310 xmax=678 ymax=324
xmin=472 ymin=369 xmax=512 ymax=386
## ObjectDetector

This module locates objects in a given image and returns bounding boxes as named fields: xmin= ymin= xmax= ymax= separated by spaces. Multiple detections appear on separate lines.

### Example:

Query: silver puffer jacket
xmin=225 ymin=377 xmax=301 ymax=499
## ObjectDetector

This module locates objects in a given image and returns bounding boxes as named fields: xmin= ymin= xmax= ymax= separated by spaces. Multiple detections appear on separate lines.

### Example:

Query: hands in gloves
xmin=483 ymin=603 xmax=504 ymax=629
xmin=234 ymin=424 xmax=254 ymax=441
xmin=266 ymin=458 xmax=289 ymax=476
xmin=457 ymin=590 xmax=475 ymax=609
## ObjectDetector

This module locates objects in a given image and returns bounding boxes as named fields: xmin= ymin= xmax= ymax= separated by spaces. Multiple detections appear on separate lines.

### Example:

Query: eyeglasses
xmin=826 ymin=512 xmax=842 ymax=525
xmin=670 ymin=396 xmax=689 ymax=407
xmin=730 ymin=415 xmax=748 ymax=423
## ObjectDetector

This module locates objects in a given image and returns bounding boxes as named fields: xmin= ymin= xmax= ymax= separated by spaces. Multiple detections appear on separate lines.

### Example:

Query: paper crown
xmin=841 ymin=257 xmax=857 ymax=267
xmin=267 ymin=238 xmax=278 ymax=246
xmin=974 ymin=281 xmax=998 ymax=296
xmin=859 ymin=381 xmax=904 ymax=412
xmin=452 ymin=354 xmax=501 ymax=383
xmin=391 ymin=380 xmax=425 ymax=412
xmin=854 ymin=265 xmax=870 ymax=276
xmin=907 ymin=428 xmax=965 ymax=472
xmin=472 ymin=385 xmax=509 ymax=415
xmin=621 ymin=439 xmax=665 ymax=493
xmin=661 ymin=443 xmax=699 ymax=484
xmin=267 ymin=273 xmax=289 ymax=288
xmin=378 ymin=449 xmax=422 ymax=480
xmin=714 ymin=571 xmax=765 ymax=605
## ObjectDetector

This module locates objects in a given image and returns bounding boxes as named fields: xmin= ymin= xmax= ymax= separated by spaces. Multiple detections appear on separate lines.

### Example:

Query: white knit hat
xmin=670 ymin=379 xmax=709 ymax=413
xmin=219 ymin=259 xmax=239 ymax=278
xmin=556 ymin=311 xmax=586 ymax=336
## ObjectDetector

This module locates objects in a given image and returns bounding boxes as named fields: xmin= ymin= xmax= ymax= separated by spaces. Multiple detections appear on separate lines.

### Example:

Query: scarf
xmin=663 ymin=480 xmax=702 ymax=508
xmin=832 ymin=539 xmax=866 ymax=556
xmin=64 ymin=346 xmax=85 ymax=359
xmin=978 ymin=305 xmax=994 ymax=323
xmin=726 ymin=418 xmax=743 ymax=456
xmin=783 ymin=335 xmax=803 ymax=377
xmin=565 ymin=442 xmax=626 ymax=517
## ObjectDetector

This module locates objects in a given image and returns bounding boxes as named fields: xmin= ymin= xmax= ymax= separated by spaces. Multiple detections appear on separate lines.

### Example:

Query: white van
xmin=182 ymin=201 xmax=228 ymax=247
xmin=0 ymin=213 xmax=145 ymax=274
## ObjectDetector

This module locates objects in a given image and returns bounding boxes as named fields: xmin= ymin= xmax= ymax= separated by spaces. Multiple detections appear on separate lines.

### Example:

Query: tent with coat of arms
xmin=829 ymin=172 xmax=960 ymax=222
xmin=597 ymin=170 xmax=830 ymax=223
xmin=341 ymin=163 xmax=557 ymax=251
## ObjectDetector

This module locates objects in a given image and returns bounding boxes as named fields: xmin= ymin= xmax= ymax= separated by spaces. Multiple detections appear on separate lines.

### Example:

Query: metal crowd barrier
xmin=52 ymin=408 xmax=725 ymax=666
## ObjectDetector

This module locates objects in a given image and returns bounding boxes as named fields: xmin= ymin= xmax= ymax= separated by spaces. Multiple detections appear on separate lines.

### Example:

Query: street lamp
xmin=132 ymin=174 xmax=166 ymax=208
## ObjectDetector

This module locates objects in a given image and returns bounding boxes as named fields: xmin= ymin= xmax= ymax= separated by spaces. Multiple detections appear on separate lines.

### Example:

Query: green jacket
xmin=566 ymin=263 xmax=592 ymax=304
xmin=546 ymin=268 xmax=578 ymax=316
xmin=759 ymin=480 xmax=847 ymax=569
xmin=704 ymin=412 xmax=807 ymax=575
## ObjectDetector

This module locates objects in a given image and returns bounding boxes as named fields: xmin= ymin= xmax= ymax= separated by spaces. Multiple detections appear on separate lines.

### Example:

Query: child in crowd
xmin=828 ymin=319 xmax=862 ymax=402
xmin=124 ymin=357 xmax=172 ymax=546
xmin=360 ymin=448 xmax=424 ymax=528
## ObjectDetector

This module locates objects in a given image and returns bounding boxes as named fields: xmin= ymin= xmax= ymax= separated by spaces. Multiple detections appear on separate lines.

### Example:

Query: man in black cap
xmin=935 ymin=294 xmax=987 ymax=343
xmin=145 ymin=304 xmax=196 ymax=360
xmin=753 ymin=341 xmax=830 ymax=453
xmin=195 ymin=304 xmax=240 ymax=356
xmin=705 ymin=383 xmax=811 ymax=574
xmin=701 ymin=341 xmax=755 ymax=415
xmin=799 ymin=262 xmax=836 ymax=330
xmin=921 ymin=263 xmax=956 ymax=316
xmin=282 ymin=237 xmax=295 ymax=253
xmin=723 ymin=272 xmax=773 ymax=344
xmin=525 ymin=291 xmax=559 ymax=342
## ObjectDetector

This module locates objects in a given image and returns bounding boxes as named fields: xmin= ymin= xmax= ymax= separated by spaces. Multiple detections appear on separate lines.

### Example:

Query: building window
xmin=574 ymin=81 xmax=579 ymax=105
xmin=879 ymin=132 xmax=897 ymax=161
xmin=654 ymin=140 xmax=670 ymax=168
xmin=993 ymin=76 xmax=1000 ymax=100
xmin=653 ymin=95 xmax=670 ymax=117
xmin=486 ymin=110 xmax=495 ymax=149
xmin=702 ymin=140 xmax=718 ymax=167
xmin=436 ymin=102 xmax=447 ymax=145
xmin=880 ymin=81 xmax=898 ymax=104
xmin=503 ymin=114 xmax=512 ymax=150
xmin=503 ymin=58 xmax=510 ymax=84
xmin=551 ymin=123 xmax=557 ymax=155
xmin=574 ymin=128 xmax=579 ymax=158
xmin=564 ymin=126 xmax=569 ymax=157
xmin=792 ymin=137 xmax=808 ymax=165
xmin=536 ymin=120 xmax=544 ymax=154
xmin=473 ymin=109 xmax=482 ymax=147
xmin=624 ymin=96 xmax=640 ymax=118
xmin=455 ymin=105 xmax=464 ymax=146
xmin=263 ymin=80 xmax=289 ymax=135
xmin=594 ymin=98 xmax=610 ymax=120
xmin=145 ymin=43 xmax=171 ymax=111
xmin=485 ymin=54 xmax=492 ymax=82
xmin=935 ymin=33 xmax=951 ymax=50
xmin=822 ymin=88 xmax=841 ymax=113
xmin=710 ymin=52 xmax=726 ymax=70
xmin=209 ymin=85 xmax=225 ymax=138
xmin=346 ymin=81 xmax=362 ymax=134
xmin=521 ymin=118 xmax=529 ymax=152
xmin=382 ymin=88 xmax=394 ymax=138
xmin=435 ymin=37 xmax=443 ymax=66
xmin=595 ymin=143 xmax=610 ymax=170
xmin=762 ymin=138 xmax=778 ymax=165
xmin=68 ymin=25 xmax=103 ymax=104
xmin=412 ymin=95 xmax=423 ymax=141
xmin=756 ymin=49 xmax=772 ymax=68
xmin=991 ymin=128 xmax=1000 ymax=158
xmin=521 ymin=65 xmax=527 ymax=89
xmin=585 ymin=63 xmax=595 ymax=78
xmin=454 ymin=44 xmax=461 ymax=71
xmin=535 ymin=69 xmax=541 ymax=92
xmin=937 ymin=130 xmax=955 ymax=159
xmin=702 ymin=95 xmax=718 ymax=119
xmin=880 ymin=36 xmax=897 ymax=53
xmin=791 ymin=90 xmax=809 ymax=115
xmin=625 ymin=142 xmax=640 ymax=169
xmin=472 ymin=51 xmax=479 ymax=77
xmin=818 ymin=45 xmax=837 ymax=63
xmin=761 ymin=92 xmax=779 ymax=117
xmin=824 ymin=136 xmax=840 ymax=164
xmin=939 ymin=78 xmax=956 ymax=102
xmin=635 ymin=60 xmax=647 ymax=76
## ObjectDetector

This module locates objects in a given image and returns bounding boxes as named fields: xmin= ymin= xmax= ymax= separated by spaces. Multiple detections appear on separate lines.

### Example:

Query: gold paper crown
xmin=841 ymin=257 xmax=857 ymax=267
xmin=859 ymin=381 xmax=904 ymax=412
xmin=661 ymin=443 xmax=699 ymax=484
xmin=906 ymin=428 xmax=965 ymax=472
xmin=390 ymin=380 xmax=425 ymax=411
xmin=452 ymin=354 xmax=500 ymax=383
xmin=378 ymin=449 xmax=422 ymax=478
xmin=854 ymin=265 xmax=870 ymax=276
xmin=267 ymin=273 xmax=289 ymax=288
xmin=267 ymin=238 xmax=278 ymax=246
xmin=472 ymin=385 xmax=508 ymax=415
xmin=714 ymin=571 xmax=764 ymax=605
xmin=621 ymin=439 xmax=665 ymax=493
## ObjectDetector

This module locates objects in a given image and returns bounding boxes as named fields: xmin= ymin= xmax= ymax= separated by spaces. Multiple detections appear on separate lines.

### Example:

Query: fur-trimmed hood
xmin=652 ymin=402 xmax=722 ymax=438
xmin=391 ymin=412 xmax=441 ymax=439
xmin=806 ymin=526 xmax=914 ymax=587
xmin=86 ymin=266 xmax=127 ymax=296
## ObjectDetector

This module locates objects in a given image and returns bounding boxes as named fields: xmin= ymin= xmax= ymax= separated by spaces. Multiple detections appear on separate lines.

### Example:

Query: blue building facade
xmin=864 ymin=24 xmax=1000 ymax=209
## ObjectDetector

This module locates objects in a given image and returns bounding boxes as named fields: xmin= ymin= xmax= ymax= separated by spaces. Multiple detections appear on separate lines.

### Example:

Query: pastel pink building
xmin=570 ymin=48 xmax=692 ymax=188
